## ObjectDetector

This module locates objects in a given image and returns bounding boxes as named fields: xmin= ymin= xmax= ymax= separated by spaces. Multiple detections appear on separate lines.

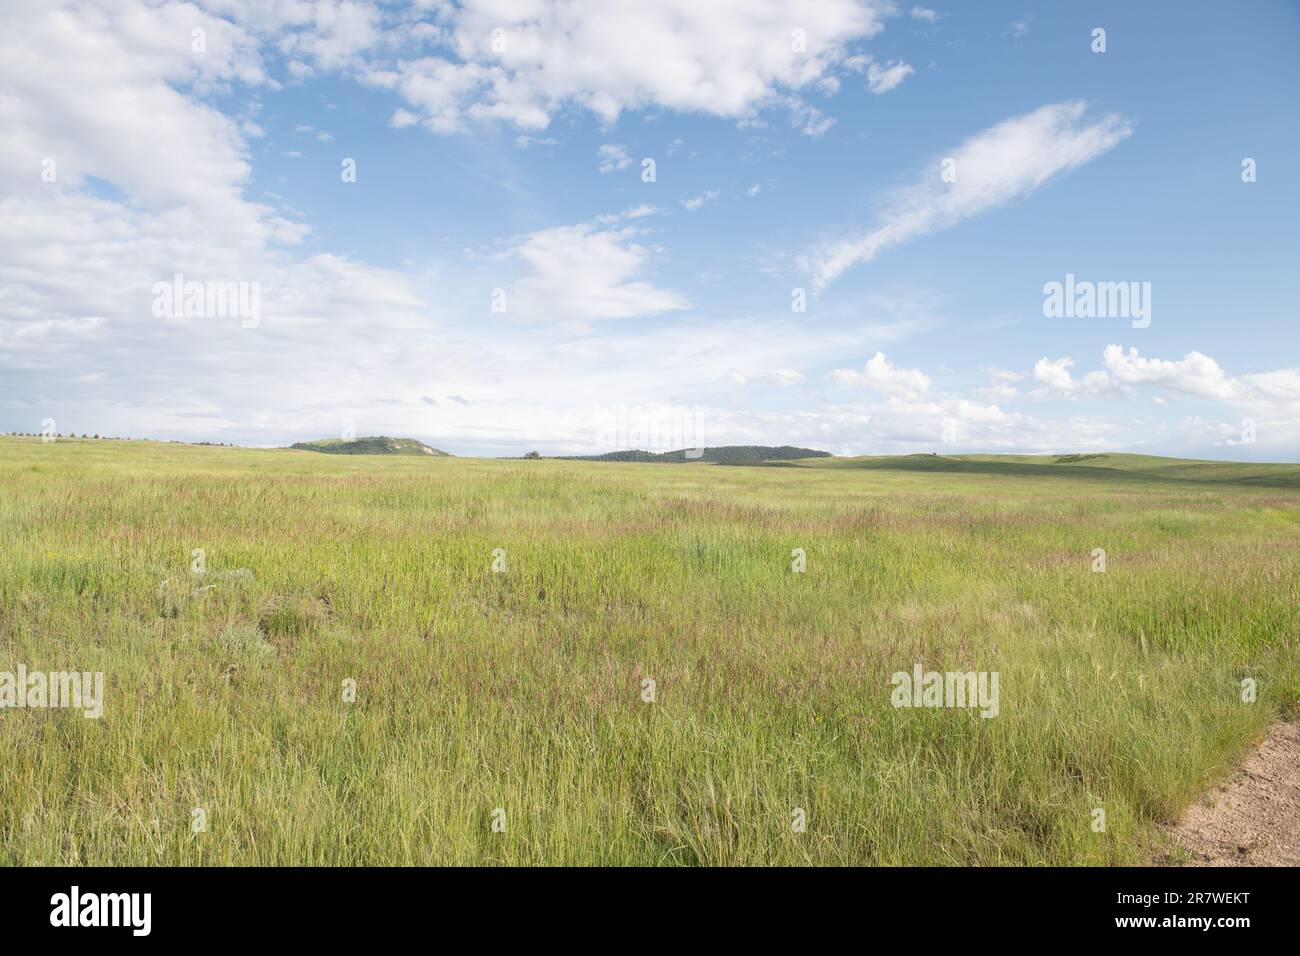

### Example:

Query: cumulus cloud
xmin=365 ymin=0 xmax=893 ymax=133
xmin=276 ymin=0 xmax=384 ymax=71
xmin=0 ymin=0 xmax=272 ymax=222
xmin=1032 ymin=357 xmax=1077 ymax=391
xmin=0 ymin=0 xmax=439 ymax=443
xmin=1030 ymin=356 xmax=1113 ymax=397
xmin=501 ymin=213 xmax=690 ymax=323
xmin=996 ymin=346 xmax=1300 ymax=452
xmin=1102 ymin=345 xmax=1235 ymax=400
xmin=831 ymin=352 xmax=930 ymax=400
xmin=805 ymin=101 xmax=1132 ymax=290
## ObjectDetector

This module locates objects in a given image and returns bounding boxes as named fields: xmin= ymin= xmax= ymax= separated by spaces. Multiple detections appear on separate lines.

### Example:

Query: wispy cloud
xmin=804 ymin=101 xmax=1132 ymax=290
xmin=841 ymin=53 xmax=914 ymax=96
xmin=515 ymin=134 xmax=559 ymax=149
xmin=867 ymin=60 xmax=914 ymax=94
xmin=681 ymin=190 xmax=720 ymax=212
xmin=596 ymin=143 xmax=632 ymax=174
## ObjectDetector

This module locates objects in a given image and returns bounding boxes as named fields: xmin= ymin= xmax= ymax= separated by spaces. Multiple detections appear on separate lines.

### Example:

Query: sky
xmin=1 ymin=0 xmax=1297 ymax=459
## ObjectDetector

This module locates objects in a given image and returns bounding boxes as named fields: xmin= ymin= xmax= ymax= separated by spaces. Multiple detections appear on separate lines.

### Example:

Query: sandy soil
xmin=1168 ymin=721 xmax=1300 ymax=866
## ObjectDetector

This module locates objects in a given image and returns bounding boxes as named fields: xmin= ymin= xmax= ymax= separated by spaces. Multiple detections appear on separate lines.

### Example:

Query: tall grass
xmin=0 ymin=438 xmax=1295 ymax=864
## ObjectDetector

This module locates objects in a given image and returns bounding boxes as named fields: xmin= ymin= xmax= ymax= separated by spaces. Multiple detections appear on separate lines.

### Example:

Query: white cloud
xmin=728 ymin=367 xmax=805 ymax=388
xmin=1030 ymin=356 xmax=1112 ymax=397
xmin=1102 ymin=345 xmax=1235 ymax=400
xmin=502 ymin=214 xmax=690 ymax=323
xmin=999 ymin=347 xmax=1300 ymax=451
xmin=805 ymin=101 xmax=1132 ymax=290
xmin=971 ymin=366 xmax=1025 ymax=403
xmin=911 ymin=7 xmax=943 ymax=24
xmin=785 ymin=97 xmax=837 ymax=137
xmin=0 ymin=0 xmax=441 ymax=444
xmin=831 ymin=352 xmax=930 ymax=400
xmin=978 ymin=382 xmax=1020 ymax=403
xmin=596 ymin=143 xmax=632 ymax=174
xmin=620 ymin=204 xmax=661 ymax=220
xmin=390 ymin=108 xmax=420 ymax=128
xmin=515 ymin=134 xmax=559 ymax=148
xmin=1033 ymin=357 xmax=1076 ymax=392
xmin=1240 ymin=368 xmax=1300 ymax=405
xmin=840 ymin=53 xmax=913 ymax=96
xmin=0 ymin=0 xmax=273 ymax=222
xmin=681 ymin=190 xmax=720 ymax=211
xmin=274 ymin=0 xmax=384 ymax=72
xmin=0 ymin=187 xmax=436 ymax=434
xmin=367 ymin=0 xmax=892 ymax=133
xmin=983 ymin=366 xmax=1025 ymax=383
xmin=866 ymin=59 xmax=913 ymax=94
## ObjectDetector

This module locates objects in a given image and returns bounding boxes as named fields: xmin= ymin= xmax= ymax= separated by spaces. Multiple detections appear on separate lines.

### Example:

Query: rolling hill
xmin=562 ymin=445 xmax=831 ymax=463
xmin=289 ymin=436 xmax=450 ymax=456
xmin=804 ymin=452 xmax=1300 ymax=488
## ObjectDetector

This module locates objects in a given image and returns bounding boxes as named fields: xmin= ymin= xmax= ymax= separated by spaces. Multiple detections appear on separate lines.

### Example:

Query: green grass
xmin=1 ymin=437 xmax=1296 ymax=865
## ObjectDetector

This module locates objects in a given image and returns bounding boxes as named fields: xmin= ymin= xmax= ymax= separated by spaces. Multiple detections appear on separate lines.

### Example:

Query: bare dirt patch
xmin=1168 ymin=721 xmax=1300 ymax=866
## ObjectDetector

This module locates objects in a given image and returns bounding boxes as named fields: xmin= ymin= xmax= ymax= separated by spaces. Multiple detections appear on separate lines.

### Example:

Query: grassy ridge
xmin=0 ymin=437 xmax=1296 ymax=865
xmin=290 ymin=436 xmax=449 ymax=456
xmin=563 ymin=445 xmax=831 ymax=463
xmin=809 ymin=452 xmax=1300 ymax=489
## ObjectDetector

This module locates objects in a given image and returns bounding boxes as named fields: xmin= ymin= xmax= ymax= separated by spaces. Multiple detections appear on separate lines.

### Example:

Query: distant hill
xmin=290 ymin=436 xmax=450 ymax=456
xmin=810 ymin=452 xmax=1300 ymax=489
xmin=562 ymin=445 xmax=830 ymax=463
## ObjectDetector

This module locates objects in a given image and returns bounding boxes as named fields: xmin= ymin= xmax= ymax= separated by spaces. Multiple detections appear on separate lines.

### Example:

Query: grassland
xmin=1 ymin=437 xmax=1296 ymax=865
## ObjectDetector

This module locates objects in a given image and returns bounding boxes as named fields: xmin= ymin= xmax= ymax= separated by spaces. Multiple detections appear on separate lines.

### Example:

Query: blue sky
xmin=2 ymin=0 xmax=1297 ymax=458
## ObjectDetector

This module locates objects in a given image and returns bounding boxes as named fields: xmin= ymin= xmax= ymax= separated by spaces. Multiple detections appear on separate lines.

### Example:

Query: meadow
xmin=1 ymin=437 xmax=1296 ymax=865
